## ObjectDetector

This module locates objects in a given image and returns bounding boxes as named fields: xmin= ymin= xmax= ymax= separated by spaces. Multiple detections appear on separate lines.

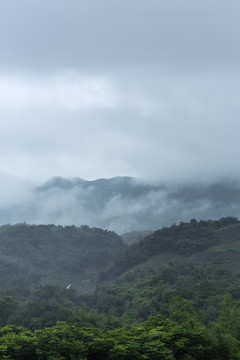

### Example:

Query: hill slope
xmin=0 ymin=218 xmax=240 ymax=330
xmin=0 ymin=224 xmax=125 ymax=291
xmin=0 ymin=217 xmax=239 ymax=293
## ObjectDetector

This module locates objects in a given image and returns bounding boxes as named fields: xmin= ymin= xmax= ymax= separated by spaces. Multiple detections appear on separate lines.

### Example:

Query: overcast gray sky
xmin=0 ymin=0 xmax=240 ymax=184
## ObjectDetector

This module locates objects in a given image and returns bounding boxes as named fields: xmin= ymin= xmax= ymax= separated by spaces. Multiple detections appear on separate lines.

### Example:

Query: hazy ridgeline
xmin=1 ymin=176 xmax=240 ymax=233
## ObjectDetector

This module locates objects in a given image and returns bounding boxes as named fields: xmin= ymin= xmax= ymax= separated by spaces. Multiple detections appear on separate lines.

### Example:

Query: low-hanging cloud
xmin=1 ymin=175 xmax=240 ymax=234
xmin=0 ymin=172 xmax=33 ymax=208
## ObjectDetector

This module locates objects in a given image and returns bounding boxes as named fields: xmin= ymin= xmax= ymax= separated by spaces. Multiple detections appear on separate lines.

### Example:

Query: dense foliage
xmin=0 ymin=261 xmax=240 ymax=332
xmin=0 ymin=217 xmax=239 ymax=358
xmin=0 ymin=223 xmax=125 ymax=290
xmin=94 ymin=262 xmax=240 ymax=325
xmin=0 ymin=314 xmax=238 ymax=360
xmin=101 ymin=216 xmax=240 ymax=279
xmin=1 ymin=306 xmax=240 ymax=360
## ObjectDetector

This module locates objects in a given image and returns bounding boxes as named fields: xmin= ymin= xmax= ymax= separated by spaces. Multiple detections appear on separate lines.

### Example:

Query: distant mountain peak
xmin=36 ymin=176 xmax=86 ymax=191
xmin=2 ymin=176 xmax=240 ymax=233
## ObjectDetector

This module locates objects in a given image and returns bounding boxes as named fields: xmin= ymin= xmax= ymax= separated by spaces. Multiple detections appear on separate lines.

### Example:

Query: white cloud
xmin=0 ymin=171 xmax=33 ymax=208
xmin=0 ymin=1 xmax=239 ymax=184
xmin=0 ymin=72 xmax=116 ymax=111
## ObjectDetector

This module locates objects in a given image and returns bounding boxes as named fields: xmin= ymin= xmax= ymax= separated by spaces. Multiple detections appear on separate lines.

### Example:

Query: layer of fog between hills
xmin=1 ymin=175 xmax=240 ymax=233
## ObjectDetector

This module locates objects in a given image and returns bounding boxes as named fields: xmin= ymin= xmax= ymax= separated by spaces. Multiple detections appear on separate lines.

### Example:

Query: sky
xmin=1 ymin=0 xmax=240 ymax=186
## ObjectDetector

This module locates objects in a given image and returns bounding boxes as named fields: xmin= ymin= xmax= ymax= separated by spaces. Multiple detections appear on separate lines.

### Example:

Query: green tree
xmin=0 ymin=297 xmax=17 ymax=327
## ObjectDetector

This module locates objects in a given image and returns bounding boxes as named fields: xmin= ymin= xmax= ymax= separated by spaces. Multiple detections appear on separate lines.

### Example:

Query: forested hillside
xmin=0 ymin=223 xmax=125 ymax=291
xmin=0 ymin=217 xmax=240 ymax=358
xmin=0 ymin=217 xmax=238 ymax=292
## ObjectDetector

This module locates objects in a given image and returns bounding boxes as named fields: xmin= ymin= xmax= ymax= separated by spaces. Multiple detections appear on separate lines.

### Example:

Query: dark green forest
xmin=1 ymin=217 xmax=240 ymax=358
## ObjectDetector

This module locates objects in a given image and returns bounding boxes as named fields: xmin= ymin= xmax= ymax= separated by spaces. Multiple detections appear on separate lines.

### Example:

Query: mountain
xmin=1 ymin=176 xmax=240 ymax=232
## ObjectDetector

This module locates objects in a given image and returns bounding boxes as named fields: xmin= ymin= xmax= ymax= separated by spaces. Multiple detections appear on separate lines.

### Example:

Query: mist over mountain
xmin=1 ymin=176 xmax=240 ymax=233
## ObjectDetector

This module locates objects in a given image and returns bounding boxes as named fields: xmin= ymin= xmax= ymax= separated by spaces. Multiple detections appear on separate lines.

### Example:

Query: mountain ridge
xmin=1 ymin=176 xmax=240 ymax=233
